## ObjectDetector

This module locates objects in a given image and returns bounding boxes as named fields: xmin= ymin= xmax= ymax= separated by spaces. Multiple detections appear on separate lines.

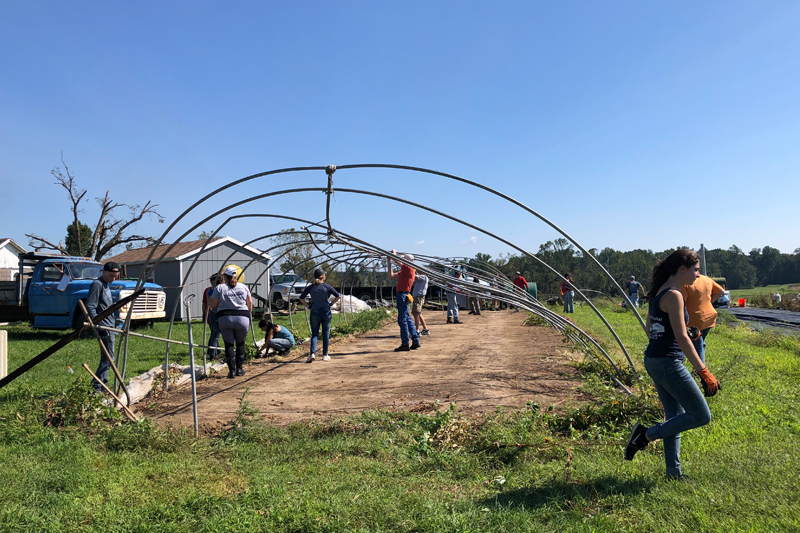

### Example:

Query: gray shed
xmin=107 ymin=236 xmax=271 ymax=320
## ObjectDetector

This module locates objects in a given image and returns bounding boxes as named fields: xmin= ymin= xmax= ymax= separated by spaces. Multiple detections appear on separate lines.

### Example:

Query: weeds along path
xmin=147 ymin=311 xmax=582 ymax=430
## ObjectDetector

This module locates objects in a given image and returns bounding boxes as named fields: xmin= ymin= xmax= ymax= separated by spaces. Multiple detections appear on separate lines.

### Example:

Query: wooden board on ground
xmin=147 ymin=310 xmax=583 ymax=431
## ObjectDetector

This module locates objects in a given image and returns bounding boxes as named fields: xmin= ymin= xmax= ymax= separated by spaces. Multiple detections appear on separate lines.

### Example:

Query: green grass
xmin=1 ymin=304 xmax=799 ymax=532
xmin=730 ymin=283 xmax=800 ymax=299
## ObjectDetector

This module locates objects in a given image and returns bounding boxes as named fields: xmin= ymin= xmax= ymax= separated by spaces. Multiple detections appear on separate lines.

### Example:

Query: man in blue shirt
xmin=626 ymin=276 xmax=643 ymax=308
xmin=86 ymin=261 xmax=120 ymax=393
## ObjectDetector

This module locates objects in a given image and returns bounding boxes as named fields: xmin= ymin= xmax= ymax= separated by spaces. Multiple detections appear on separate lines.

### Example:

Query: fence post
xmin=0 ymin=330 xmax=7 ymax=379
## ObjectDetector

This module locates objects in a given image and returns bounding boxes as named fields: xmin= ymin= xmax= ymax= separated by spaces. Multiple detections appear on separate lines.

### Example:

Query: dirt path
xmin=147 ymin=310 xmax=583 ymax=430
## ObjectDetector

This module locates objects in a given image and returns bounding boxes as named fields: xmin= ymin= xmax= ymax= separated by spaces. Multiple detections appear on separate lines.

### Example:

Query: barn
xmin=107 ymin=236 xmax=271 ymax=320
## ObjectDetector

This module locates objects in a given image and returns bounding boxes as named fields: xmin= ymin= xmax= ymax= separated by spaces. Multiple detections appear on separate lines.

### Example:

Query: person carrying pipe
xmin=387 ymin=250 xmax=421 ymax=351
xmin=412 ymin=273 xmax=430 ymax=336
xmin=207 ymin=266 xmax=253 ymax=378
xmin=446 ymin=272 xmax=462 ymax=324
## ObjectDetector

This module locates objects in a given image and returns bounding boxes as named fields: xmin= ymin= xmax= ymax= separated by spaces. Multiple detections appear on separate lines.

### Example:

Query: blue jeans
xmin=93 ymin=332 xmax=116 ymax=392
xmin=309 ymin=307 xmax=332 ymax=356
xmin=396 ymin=293 xmax=419 ymax=345
xmin=269 ymin=338 xmax=294 ymax=352
xmin=629 ymin=293 xmax=639 ymax=308
xmin=563 ymin=290 xmax=574 ymax=313
xmin=691 ymin=328 xmax=711 ymax=364
xmin=208 ymin=311 xmax=221 ymax=357
xmin=446 ymin=293 xmax=459 ymax=318
xmin=644 ymin=356 xmax=712 ymax=477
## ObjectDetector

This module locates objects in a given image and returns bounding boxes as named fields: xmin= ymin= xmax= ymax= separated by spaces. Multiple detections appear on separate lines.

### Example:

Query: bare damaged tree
xmin=27 ymin=153 xmax=165 ymax=261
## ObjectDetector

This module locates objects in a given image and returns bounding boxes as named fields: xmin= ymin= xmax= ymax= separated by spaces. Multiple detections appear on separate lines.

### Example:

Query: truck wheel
xmin=72 ymin=302 xmax=87 ymax=331
xmin=358 ymin=292 xmax=372 ymax=302
xmin=273 ymin=294 xmax=285 ymax=310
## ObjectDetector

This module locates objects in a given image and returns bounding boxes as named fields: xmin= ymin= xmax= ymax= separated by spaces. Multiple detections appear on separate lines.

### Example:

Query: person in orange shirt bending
xmin=680 ymin=275 xmax=725 ymax=364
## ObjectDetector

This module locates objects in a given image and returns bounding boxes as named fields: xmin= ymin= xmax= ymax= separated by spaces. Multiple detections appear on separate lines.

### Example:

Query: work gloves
xmin=407 ymin=294 xmax=414 ymax=305
xmin=696 ymin=367 xmax=721 ymax=397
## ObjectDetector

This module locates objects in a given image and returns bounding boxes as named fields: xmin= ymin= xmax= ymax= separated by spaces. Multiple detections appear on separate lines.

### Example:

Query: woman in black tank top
xmin=624 ymin=249 xmax=721 ymax=481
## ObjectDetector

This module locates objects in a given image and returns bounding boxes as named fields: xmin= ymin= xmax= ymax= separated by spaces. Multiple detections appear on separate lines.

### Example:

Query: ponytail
xmin=647 ymin=249 xmax=699 ymax=298
xmin=224 ymin=273 xmax=237 ymax=288
xmin=314 ymin=273 xmax=325 ymax=286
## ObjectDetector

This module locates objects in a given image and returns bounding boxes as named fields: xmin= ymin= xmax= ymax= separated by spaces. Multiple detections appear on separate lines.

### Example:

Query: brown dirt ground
xmin=145 ymin=310 xmax=584 ymax=431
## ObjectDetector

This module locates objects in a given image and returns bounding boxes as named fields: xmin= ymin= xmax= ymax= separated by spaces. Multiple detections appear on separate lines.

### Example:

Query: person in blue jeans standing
xmin=298 ymin=268 xmax=340 ymax=363
xmin=387 ymin=250 xmax=420 ymax=352
xmin=560 ymin=273 xmax=575 ymax=313
xmin=86 ymin=261 xmax=120 ymax=393
xmin=625 ymin=249 xmax=721 ymax=481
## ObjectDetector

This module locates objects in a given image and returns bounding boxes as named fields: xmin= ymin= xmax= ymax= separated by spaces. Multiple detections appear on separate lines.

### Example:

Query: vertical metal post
xmin=700 ymin=243 xmax=707 ymax=276
xmin=0 ymin=330 xmax=7 ymax=379
xmin=184 ymin=295 xmax=199 ymax=438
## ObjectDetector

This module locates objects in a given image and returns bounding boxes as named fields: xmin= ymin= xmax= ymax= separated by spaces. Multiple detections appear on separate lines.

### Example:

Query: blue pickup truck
xmin=0 ymin=253 xmax=166 ymax=329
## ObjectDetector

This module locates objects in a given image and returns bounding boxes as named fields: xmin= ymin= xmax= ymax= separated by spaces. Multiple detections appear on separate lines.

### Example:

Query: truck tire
xmin=72 ymin=301 xmax=87 ymax=331
xmin=273 ymin=294 xmax=285 ymax=310
xmin=358 ymin=292 xmax=373 ymax=302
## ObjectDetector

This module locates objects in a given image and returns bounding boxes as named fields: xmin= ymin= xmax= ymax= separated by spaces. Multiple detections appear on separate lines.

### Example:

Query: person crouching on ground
xmin=207 ymin=266 xmax=253 ymax=379
xmin=412 ymin=272 xmax=430 ymax=335
xmin=625 ymin=249 xmax=721 ymax=481
xmin=387 ymin=250 xmax=420 ymax=351
xmin=257 ymin=319 xmax=295 ymax=357
xmin=297 ymin=267 xmax=340 ymax=362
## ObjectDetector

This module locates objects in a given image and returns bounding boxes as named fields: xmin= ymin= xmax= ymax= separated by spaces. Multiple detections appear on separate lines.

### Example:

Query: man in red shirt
xmin=387 ymin=250 xmax=420 ymax=352
xmin=511 ymin=271 xmax=528 ymax=312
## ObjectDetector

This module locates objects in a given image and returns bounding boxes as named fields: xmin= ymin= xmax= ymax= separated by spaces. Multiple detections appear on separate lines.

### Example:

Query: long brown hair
xmin=224 ymin=273 xmax=237 ymax=288
xmin=648 ymin=249 xmax=699 ymax=298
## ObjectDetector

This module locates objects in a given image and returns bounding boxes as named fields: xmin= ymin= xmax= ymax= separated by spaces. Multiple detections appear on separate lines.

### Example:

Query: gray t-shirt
xmin=412 ymin=275 xmax=428 ymax=298
xmin=211 ymin=283 xmax=251 ymax=312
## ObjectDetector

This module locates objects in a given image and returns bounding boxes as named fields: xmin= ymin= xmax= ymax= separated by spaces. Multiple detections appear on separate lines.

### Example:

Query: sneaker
xmin=410 ymin=343 xmax=421 ymax=350
xmin=322 ymin=354 xmax=331 ymax=361
xmin=624 ymin=423 xmax=649 ymax=460
xmin=421 ymin=329 xmax=430 ymax=335
xmin=236 ymin=368 xmax=245 ymax=376
xmin=306 ymin=353 xmax=316 ymax=363
xmin=394 ymin=344 xmax=410 ymax=352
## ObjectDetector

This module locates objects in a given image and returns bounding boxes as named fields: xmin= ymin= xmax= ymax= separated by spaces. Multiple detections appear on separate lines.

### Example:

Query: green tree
xmin=64 ymin=220 xmax=92 ymax=256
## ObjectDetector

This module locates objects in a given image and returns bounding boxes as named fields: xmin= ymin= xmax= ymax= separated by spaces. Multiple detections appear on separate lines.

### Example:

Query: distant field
xmin=729 ymin=283 xmax=800 ymax=299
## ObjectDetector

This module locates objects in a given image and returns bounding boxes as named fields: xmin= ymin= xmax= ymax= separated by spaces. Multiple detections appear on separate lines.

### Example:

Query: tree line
xmin=482 ymin=240 xmax=800 ymax=295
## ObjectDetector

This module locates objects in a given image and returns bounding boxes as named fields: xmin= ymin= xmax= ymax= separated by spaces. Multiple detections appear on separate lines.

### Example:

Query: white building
xmin=0 ymin=238 xmax=27 ymax=281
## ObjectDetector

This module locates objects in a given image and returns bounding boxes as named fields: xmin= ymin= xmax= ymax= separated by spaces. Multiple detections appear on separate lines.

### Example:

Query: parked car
xmin=268 ymin=273 xmax=311 ymax=310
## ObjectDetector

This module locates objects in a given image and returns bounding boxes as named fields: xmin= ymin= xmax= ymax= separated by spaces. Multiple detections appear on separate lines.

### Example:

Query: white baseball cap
xmin=224 ymin=266 xmax=237 ymax=277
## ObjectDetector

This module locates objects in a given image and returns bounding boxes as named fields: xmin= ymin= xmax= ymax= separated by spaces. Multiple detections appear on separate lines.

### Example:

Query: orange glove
xmin=407 ymin=294 xmax=414 ymax=305
xmin=697 ymin=367 xmax=721 ymax=397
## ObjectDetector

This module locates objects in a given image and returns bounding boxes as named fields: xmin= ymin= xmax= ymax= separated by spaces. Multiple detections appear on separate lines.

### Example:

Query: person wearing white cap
xmin=387 ymin=250 xmax=420 ymax=351
xmin=207 ymin=266 xmax=253 ymax=378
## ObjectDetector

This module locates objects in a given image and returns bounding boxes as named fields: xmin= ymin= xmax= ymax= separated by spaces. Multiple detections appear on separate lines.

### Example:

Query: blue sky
xmin=2 ymin=1 xmax=799 ymax=263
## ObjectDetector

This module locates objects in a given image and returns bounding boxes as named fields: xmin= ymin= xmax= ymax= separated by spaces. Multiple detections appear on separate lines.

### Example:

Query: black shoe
xmin=446 ymin=317 xmax=453 ymax=324
xmin=453 ymin=318 xmax=461 ymax=324
xmin=236 ymin=367 xmax=245 ymax=376
xmin=624 ymin=423 xmax=649 ymax=460
xmin=227 ymin=370 xmax=235 ymax=379
xmin=410 ymin=343 xmax=420 ymax=350
xmin=394 ymin=344 xmax=410 ymax=352
xmin=226 ymin=358 xmax=236 ymax=379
